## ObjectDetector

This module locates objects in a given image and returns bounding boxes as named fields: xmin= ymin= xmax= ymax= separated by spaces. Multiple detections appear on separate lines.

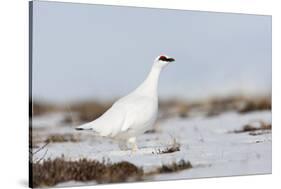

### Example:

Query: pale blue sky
xmin=32 ymin=1 xmax=272 ymax=102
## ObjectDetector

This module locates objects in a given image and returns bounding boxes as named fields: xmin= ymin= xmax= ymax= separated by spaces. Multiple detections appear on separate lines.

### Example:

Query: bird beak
xmin=167 ymin=57 xmax=175 ymax=62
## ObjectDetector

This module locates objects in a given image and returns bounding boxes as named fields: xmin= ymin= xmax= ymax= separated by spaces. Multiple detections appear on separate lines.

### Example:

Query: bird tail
xmin=75 ymin=122 xmax=93 ymax=131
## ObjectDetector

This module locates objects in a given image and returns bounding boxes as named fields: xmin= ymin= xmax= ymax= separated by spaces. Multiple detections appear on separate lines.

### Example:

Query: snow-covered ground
xmin=31 ymin=110 xmax=271 ymax=185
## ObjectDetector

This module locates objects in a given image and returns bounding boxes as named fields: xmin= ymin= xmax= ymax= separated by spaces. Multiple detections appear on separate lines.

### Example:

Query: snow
xmin=32 ymin=110 xmax=271 ymax=185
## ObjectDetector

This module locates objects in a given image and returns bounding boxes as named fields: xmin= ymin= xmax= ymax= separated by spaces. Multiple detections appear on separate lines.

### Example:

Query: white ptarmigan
xmin=76 ymin=55 xmax=175 ymax=151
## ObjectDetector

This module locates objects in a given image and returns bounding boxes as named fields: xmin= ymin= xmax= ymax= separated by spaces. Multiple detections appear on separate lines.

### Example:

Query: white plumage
xmin=76 ymin=55 xmax=175 ymax=150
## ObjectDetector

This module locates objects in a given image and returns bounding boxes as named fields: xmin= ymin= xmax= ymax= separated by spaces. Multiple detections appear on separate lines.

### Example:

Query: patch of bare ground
xmin=31 ymin=158 xmax=192 ymax=187
xmin=44 ymin=134 xmax=80 ymax=143
xmin=233 ymin=120 xmax=272 ymax=135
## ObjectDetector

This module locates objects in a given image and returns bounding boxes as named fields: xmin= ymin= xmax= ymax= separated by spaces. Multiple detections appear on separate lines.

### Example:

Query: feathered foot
xmin=127 ymin=137 xmax=139 ymax=152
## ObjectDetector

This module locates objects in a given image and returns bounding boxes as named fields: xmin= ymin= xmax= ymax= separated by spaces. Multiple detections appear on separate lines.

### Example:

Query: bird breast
xmin=116 ymin=95 xmax=158 ymax=135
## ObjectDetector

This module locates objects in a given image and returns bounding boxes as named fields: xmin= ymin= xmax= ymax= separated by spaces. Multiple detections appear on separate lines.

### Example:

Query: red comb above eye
xmin=158 ymin=55 xmax=167 ymax=61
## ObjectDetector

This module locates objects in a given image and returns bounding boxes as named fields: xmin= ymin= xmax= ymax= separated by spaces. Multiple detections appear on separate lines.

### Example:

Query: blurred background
xmin=31 ymin=1 xmax=271 ymax=122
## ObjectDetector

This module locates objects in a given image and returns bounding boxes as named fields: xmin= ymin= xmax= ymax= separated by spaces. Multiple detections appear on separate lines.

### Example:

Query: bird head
xmin=154 ymin=55 xmax=175 ymax=69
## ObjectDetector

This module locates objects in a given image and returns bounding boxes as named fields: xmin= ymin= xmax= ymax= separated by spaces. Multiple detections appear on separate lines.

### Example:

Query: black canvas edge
xmin=29 ymin=1 xmax=33 ymax=188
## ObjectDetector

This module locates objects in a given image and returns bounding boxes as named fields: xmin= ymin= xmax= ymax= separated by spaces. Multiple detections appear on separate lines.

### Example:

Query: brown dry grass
xmin=32 ymin=96 xmax=271 ymax=121
xmin=234 ymin=121 xmax=272 ymax=134
xmin=66 ymin=101 xmax=112 ymax=123
xmin=32 ymin=158 xmax=143 ymax=187
xmin=32 ymin=101 xmax=61 ymax=116
xmin=31 ymin=158 xmax=192 ymax=187
xmin=44 ymin=134 xmax=80 ymax=143
xmin=32 ymin=100 xmax=112 ymax=123
xmin=159 ymin=96 xmax=271 ymax=119
xmin=203 ymin=96 xmax=271 ymax=116
xmin=156 ymin=160 xmax=192 ymax=173
xmin=238 ymin=97 xmax=271 ymax=113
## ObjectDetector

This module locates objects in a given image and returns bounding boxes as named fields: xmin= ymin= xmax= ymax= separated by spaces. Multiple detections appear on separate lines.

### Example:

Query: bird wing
xmin=89 ymin=103 xmax=127 ymax=137
xmin=76 ymin=95 xmax=156 ymax=138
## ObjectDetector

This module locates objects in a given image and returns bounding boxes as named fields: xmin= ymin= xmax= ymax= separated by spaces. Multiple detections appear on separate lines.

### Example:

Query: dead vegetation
xmin=153 ymin=138 xmax=180 ymax=154
xmin=238 ymin=97 xmax=271 ymax=113
xmin=32 ymin=101 xmax=61 ymax=116
xmin=32 ymin=158 xmax=143 ymax=187
xmin=157 ymin=160 xmax=192 ymax=173
xmin=31 ymin=157 xmax=192 ymax=187
xmin=233 ymin=120 xmax=272 ymax=134
xmin=153 ymin=145 xmax=180 ymax=154
xmin=145 ymin=160 xmax=192 ymax=175
xmin=204 ymin=96 xmax=271 ymax=116
xmin=64 ymin=101 xmax=112 ymax=123
xmin=32 ymin=100 xmax=112 ymax=123
xmin=159 ymin=96 xmax=271 ymax=118
xmin=44 ymin=134 xmax=80 ymax=143
xmin=29 ymin=142 xmax=49 ymax=164
xmin=33 ymin=96 xmax=271 ymax=121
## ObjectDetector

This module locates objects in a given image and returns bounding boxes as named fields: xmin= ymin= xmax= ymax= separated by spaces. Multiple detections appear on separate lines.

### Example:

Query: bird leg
xmin=127 ymin=137 xmax=138 ymax=151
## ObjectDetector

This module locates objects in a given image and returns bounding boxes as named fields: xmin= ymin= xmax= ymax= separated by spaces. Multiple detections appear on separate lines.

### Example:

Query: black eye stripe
xmin=158 ymin=56 xmax=175 ymax=62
